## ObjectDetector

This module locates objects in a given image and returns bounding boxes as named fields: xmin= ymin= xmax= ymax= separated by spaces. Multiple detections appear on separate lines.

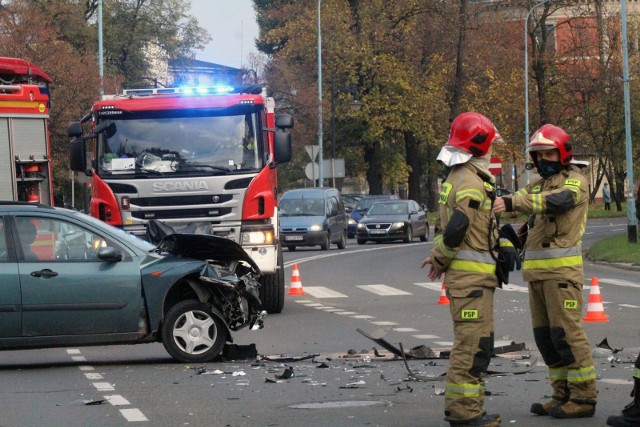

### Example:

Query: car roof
xmin=0 ymin=201 xmax=56 ymax=212
xmin=281 ymin=187 xmax=339 ymax=198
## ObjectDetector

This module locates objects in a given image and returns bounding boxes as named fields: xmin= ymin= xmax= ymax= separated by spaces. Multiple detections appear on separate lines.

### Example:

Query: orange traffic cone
xmin=583 ymin=276 xmax=608 ymax=322
xmin=288 ymin=263 xmax=304 ymax=296
xmin=437 ymin=278 xmax=450 ymax=305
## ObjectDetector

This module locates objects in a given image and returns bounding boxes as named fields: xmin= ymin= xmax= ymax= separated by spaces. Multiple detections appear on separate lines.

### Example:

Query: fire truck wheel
xmin=259 ymin=246 xmax=285 ymax=314
xmin=161 ymin=300 xmax=228 ymax=363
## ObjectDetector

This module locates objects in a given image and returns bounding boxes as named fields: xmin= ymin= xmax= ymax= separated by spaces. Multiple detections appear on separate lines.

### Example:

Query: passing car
xmin=342 ymin=194 xmax=363 ymax=213
xmin=356 ymin=199 xmax=429 ymax=244
xmin=0 ymin=202 xmax=265 ymax=363
xmin=347 ymin=195 xmax=399 ymax=238
xmin=278 ymin=187 xmax=347 ymax=251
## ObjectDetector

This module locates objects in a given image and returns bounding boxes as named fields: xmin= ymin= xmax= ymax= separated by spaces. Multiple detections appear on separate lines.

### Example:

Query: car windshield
xmin=97 ymin=111 xmax=262 ymax=178
xmin=279 ymin=198 xmax=325 ymax=216
xmin=368 ymin=203 xmax=407 ymax=216
xmin=355 ymin=197 xmax=390 ymax=212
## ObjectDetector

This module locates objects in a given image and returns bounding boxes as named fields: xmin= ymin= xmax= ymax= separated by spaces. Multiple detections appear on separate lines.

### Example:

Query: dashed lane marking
xmin=393 ymin=327 xmax=419 ymax=332
xmin=351 ymin=314 xmax=375 ymax=319
xmin=120 ymin=408 xmax=149 ymax=422
xmin=371 ymin=321 xmax=398 ymax=326
xmin=413 ymin=334 xmax=440 ymax=339
xmin=105 ymin=395 xmax=131 ymax=406
xmin=357 ymin=284 xmax=412 ymax=296
xmin=84 ymin=373 xmax=104 ymax=380
xmin=599 ymin=278 xmax=640 ymax=289
xmin=93 ymin=382 xmax=115 ymax=392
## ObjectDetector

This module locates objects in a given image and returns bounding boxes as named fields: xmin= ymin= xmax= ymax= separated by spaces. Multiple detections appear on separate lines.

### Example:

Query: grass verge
xmin=588 ymin=234 xmax=640 ymax=266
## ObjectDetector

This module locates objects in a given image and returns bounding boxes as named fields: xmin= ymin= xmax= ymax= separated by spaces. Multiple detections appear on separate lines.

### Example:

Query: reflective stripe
xmin=549 ymin=366 xmax=568 ymax=381
xmin=455 ymin=189 xmax=483 ymax=203
xmin=499 ymin=239 xmax=514 ymax=248
xmin=532 ymin=193 xmax=544 ymax=213
xmin=564 ymin=185 xmax=580 ymax=202
xmin=456 ymin=249 xmax=496 ymax=264
xmin=434 ymin=235 xmax=457 ymax=258
xmin=516 ymin=188 xmax=529 ymax=196
xmin=525 ymin=247 xmax=582 ymax=260
xmin=524 ymin=256 xmax=583 ymax=269
xmin=567 ymin=366 xmax=597 ymax=383
xmin=445 ymin=381 xmax=483 ymax=398
xmin=450 ymin=259 xmax=496 ymax=274
xmin=482 ymin=200 xmax=492 ymax=211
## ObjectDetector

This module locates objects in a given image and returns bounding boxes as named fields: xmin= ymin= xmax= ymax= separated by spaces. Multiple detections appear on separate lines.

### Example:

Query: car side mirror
xmin=97 ymin=247 xmax=123 ymax=262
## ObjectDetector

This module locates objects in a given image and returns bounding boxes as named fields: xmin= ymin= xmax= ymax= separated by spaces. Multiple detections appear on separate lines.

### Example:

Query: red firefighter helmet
xmin=447 ymin=112 xmax=496 ymax=158
xmin=529 ymin=124 xmax=572 ymax=165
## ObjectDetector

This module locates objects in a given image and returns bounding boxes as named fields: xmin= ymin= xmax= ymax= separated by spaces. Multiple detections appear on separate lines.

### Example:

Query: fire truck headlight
xmin=241 ymin=230 xmax=273 ymax=245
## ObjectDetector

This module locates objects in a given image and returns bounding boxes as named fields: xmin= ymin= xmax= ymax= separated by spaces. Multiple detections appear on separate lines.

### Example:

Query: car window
xmin=0 ymin=217 xmax=7 ymax=262
xmin=15 ymin=216 xmax=120 ymax=262
xmin=279 ymin=198 xmax=324 ymax=216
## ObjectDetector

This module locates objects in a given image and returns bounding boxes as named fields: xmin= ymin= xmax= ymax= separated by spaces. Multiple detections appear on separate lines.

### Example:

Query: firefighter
xmin=421 ymin=112 xmax=502 ymax=427
xmin=493 ymin=124 xmax=597 ymax=419
xmin=607 ymin=353 xmax=640 ymax=426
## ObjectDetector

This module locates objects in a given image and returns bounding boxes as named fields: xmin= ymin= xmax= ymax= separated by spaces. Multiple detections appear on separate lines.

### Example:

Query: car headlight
xmin=241 ymin=230 xmax=273 ymax=245
xmin=348 ymin=218 xmax=356 ymax=225
xmin=310 ymin=224 xmax=322 ymax=231
xmin=357 ymin=223 xmax=365 ymax=229
xmin=392 ymin=222 xmax=405 ymax=229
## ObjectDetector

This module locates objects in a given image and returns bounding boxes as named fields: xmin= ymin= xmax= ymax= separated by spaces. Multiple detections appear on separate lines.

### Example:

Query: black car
xmin=356 ymin=199 xmax=429 ymax=244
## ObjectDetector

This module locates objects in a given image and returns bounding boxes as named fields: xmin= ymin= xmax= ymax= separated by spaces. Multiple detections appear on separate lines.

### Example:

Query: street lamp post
xmin=524 ymin=0 xmax=553 ymax=184
xmin=317 ymin=0 xmax=324 ymax=187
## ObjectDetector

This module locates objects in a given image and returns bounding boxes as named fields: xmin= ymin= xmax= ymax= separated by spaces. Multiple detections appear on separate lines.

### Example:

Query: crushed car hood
xmin=156 ymin=233 xmax=261 ymax=273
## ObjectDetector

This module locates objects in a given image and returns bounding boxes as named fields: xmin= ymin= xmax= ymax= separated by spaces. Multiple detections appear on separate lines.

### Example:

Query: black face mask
xmin=537 ymin=159 xmax=563 ymax=179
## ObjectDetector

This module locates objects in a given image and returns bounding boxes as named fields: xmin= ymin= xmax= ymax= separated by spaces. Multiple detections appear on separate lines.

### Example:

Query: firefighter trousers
xmin=444 ymin=286 xmax=495 ymax=422
xmin=529 ymin=279 xmax=597 ymax=404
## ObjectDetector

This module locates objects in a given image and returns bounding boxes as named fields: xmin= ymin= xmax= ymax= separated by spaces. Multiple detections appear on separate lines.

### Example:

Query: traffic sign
xmin=305 ymin=159 xmax=345 ymax=180
xmin=305 ymin=145 xmax=319 ymax=161
xmin=489 ymin=156 xmax=502 ymax=176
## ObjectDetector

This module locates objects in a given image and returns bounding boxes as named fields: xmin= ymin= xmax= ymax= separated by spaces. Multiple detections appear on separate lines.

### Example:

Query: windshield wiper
xmin=179 ymin=163 xmax=231 ymax=173
xmin=136 ymin=167 xmax=163 ymax=176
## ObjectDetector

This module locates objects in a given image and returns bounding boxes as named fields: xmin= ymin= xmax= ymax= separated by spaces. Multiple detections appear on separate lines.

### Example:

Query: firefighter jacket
xmin=431 ymin=163 xmax=499 ymax=290
xmin=502 ymin=165 xmax=588 ymax=283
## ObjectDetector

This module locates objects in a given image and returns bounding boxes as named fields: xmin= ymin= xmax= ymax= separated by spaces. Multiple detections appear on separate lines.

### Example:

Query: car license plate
xmin=370 ymin=230 xmax=386 ymax=235
xmin=285 ymin=235 xmax=303 ymax=241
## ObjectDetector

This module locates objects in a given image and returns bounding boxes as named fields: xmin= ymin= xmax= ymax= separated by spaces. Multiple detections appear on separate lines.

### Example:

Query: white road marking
xmin=66 ymin=349 xmax=81 ymax=354
xmin=78 ymin=366 xmax=94 ymax=371
xmin=358 ymin=284 xmax=412 ymax=296
xmin=414 ymin=282 xmax=443 ymax=292
xmin=93 ymin=382 xmax=115 ymax=391
xmin=371 ymin=321 xmax=398 ymax=326
xmin=119 ymin=408 xmax=149 ymax=422
xmin=71 ymin=356 xmax=87 ymax=362
xmin=599 ymin=378 xmax=634 ymax=385
xmin=338 ymin=311 xmax=358 ymax=315
xmin=500 ymin=284 xmax=529 ymax=293
xmin=394 ymin=327 xmax=419 ymax=332
xmin=303 ymin=302 xmax=325 ymax=307
xmin=84 ymin=373 xmax=104 ymax=380
xmin=434 ymin=341 xmax=454 ymax=346
xmin=599 ymin=278 xmax=640 ymax=288
xmin=351 ymin=314 xmax=375 ymax=319
xmin=294 ymin=299 xmax=314 ymax=303
xmin=303 ymin=286 xmax=348 ymax=298
xmin=413 ymin=334 xmax=441 ymax=339
xmin=619 ymin=304 xmax=640 ymax=308
xmin=105 ymin=395 xmax=131 ymax=406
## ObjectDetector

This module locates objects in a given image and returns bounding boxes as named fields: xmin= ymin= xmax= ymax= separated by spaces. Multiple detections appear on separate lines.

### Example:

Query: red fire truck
xmin=0 ymin=57 xmax=54 ymax=206
xmin=68 ymin=84 xmax=293 ymax=313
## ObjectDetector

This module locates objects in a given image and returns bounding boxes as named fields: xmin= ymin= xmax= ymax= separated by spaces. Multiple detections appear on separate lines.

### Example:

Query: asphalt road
xmin=0 ymin=217 xmax=638 ymax=427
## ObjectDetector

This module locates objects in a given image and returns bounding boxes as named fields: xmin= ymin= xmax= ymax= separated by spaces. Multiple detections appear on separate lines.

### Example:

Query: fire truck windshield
xmin=97 ymin=113 xmax=262 ymax=177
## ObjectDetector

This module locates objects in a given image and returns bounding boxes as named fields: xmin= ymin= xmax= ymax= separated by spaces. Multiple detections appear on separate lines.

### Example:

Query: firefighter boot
xmin=530 ymin=379 xmax=569 ymax=415
xmin=606 ymin=378 xmax=640 ymax=427
xmin=548 ymin=400 xmax=596 ymax=419
xmin=449 ymin=413 xmax=501 ymax=427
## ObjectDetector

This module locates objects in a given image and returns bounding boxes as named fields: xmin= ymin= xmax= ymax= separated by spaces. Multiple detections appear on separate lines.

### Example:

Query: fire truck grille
xmin=130 ymin=195 xmax=232 ymax=207
xmin=131 ymin=207 xmax=232 ymax=220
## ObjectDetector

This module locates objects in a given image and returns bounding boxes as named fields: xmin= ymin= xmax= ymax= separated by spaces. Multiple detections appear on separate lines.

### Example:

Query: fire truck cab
xmin=68 ymin=84 xmax=293 ymax=313
xmin=0 ymin=57 xmax=54 ymax=206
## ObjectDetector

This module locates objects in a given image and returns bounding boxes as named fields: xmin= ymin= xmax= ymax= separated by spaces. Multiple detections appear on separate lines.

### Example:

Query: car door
xmin=13 ymin=215 xmax=143 ymax=338
xmin=410 ymin=201 xmax=427 ymax=236
xmin=0 ymin=216 xmax=21 ymax=339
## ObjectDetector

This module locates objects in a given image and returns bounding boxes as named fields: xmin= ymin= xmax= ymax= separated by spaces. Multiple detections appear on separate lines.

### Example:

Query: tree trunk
xmin=364 ymin=141 xmax=383 ymax=194
xmin=404 ymin=131 xmax=421 ymax=202
xmin=448 ymin=0 xmax=468 ymax=122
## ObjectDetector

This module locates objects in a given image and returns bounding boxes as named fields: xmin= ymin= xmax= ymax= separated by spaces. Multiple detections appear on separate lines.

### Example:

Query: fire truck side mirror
xmin=273 ymin=131 xmax=292 ymax=164
xmin=275 ymin=114 xmax=294 ymax=129
xmin=67 ymin=122 xmax=83 ymax=138
xmin=95 ymin=121 xmax=117 ymax=138
xmin=69 ymin=139 xmax=87 ymax=173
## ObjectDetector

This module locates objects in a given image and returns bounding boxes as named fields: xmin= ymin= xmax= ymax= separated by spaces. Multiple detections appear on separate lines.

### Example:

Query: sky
xmin=189 ymin=0 xmax=260 ymax=69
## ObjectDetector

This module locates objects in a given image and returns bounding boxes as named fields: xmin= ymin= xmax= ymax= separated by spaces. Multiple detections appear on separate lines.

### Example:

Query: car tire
xmin=287 ymin=246 xmax=296 ymax=251
xmin=259 ymin=245 xmax=285 ymax=313
xmin=162 ymin=300 xmax=228 ymax=363
xmin=420 ymin=223 xmax=430 ymax=242
xmin=403 ymin=226 xmax=413 ymax=243
xmin=357 ymin=239 xmax=366 ymax=245
xmin=320 ymin=232 xmax=330 ymax=250
xmin=337 ymin=232 xmax=347 ymax=249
